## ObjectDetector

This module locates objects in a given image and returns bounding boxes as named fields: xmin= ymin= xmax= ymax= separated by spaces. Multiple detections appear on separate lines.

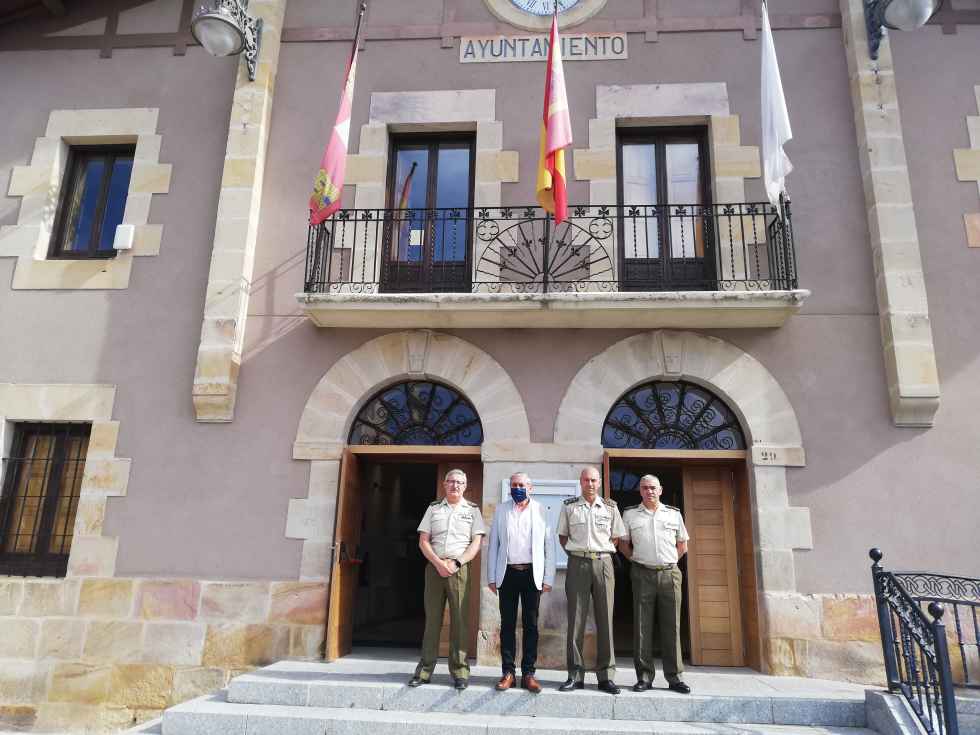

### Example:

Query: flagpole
xmin=351 ymin=2 xmax=367 ymax=63
xmin=541 ymin=0 xmax=558 ymax=293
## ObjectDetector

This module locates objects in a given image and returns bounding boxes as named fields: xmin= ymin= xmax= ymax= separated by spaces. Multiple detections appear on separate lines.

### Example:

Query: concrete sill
xmin=296 ymin=289 xmax=810 ymax=329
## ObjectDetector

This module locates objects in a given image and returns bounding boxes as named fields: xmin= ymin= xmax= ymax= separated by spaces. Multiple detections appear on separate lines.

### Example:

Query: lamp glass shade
xmin=191 ymin=11 xmax=245 ymax=57
xmin=881 ymin=0 xmax=941 ymax=30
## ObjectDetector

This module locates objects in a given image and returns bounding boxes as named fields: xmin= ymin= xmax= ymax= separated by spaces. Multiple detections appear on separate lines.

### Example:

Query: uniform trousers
xmin=565 ymin=554 xmax=616 ymax=682
xmin=498 ymin=566 xmax=540 ymax=676
xmin=415 ymin=561 xmax=471 ymax=681
xmin=631 ymin=563 xmax=684 ymax=683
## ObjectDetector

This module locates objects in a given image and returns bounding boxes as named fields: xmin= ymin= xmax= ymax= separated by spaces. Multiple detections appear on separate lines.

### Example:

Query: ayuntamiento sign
xmin=460 ymin=33 xmax=627 ymax=63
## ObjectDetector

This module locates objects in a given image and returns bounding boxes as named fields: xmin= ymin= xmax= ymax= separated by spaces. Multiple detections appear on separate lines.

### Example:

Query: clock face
xmin=485 ymin=0 xmax=605 ymax=30
xmin=509 ymin=0 xmax=581 ymax=16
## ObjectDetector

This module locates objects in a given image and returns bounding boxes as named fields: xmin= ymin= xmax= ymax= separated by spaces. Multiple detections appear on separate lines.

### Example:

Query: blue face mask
xmin=510 ymin=486 xmax=528 ymax=503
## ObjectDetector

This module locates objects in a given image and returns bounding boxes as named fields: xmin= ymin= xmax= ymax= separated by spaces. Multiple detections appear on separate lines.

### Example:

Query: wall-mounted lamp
xmin=865 ymin=0 xmax=943 ymax=60
xmin=190 ymin=0 xmax=263 ymax=81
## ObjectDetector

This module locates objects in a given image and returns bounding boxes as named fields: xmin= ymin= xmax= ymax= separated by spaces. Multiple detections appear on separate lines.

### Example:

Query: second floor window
xmin=617 ymin=127 xmax=713 ymax=290
xmin=49 ymin=145 xmax=135 ymax=259
xmin=0 ymin=423 xmax=90 ymax=577
xmin=382 ymin=135 xmax=475 ymax=293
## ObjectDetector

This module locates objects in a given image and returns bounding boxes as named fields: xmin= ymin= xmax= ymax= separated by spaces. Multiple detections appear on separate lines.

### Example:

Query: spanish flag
xmin=536 ymin=7 xmax=573 ymax=225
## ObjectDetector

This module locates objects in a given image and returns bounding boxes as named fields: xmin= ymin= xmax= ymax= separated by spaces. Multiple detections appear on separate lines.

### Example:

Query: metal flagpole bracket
xmin=864 ymin=0 xmax=887 ymax=60
xmin=244 ymin=12 xmax=262 ymax=81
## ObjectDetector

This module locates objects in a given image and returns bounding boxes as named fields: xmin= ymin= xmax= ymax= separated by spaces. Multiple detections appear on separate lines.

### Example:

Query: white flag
xmin=761 ymin=1 xmax=793 ymax=207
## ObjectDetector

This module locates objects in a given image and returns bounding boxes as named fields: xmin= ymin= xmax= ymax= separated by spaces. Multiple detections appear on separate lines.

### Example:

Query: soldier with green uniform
xmin=409 ymin=468 xmax=486 ymax=690
xmin=621 ymin=474 xmax=691 ymax=694
xmin=557 ymin=466 xmax=627 ymax=695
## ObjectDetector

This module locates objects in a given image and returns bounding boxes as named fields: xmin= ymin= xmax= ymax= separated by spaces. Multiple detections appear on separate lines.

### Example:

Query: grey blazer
xmin=486 ymin=498 xmax=556 ymax=591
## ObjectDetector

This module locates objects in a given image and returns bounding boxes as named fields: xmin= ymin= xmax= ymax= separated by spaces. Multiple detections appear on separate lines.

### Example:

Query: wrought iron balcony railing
xmin=304 ymin=201 xmax=797 ymax=295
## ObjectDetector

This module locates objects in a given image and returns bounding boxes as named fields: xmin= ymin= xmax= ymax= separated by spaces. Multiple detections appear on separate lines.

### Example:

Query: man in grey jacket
xmin=486 ymin=472 xmax=556 ymax=693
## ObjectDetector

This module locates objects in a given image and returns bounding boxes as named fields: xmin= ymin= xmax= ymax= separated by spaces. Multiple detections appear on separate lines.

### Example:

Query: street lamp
xmin=190 ymin=0 xmax=263 ymax=81
xmin=865 ymin=0 xmax=943 ymax=60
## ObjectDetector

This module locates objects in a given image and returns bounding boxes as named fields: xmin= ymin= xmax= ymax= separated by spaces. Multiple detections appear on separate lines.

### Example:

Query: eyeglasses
xmin=445 ymin=479 xmax=466 ymax=486
xmin=510 ymin=484 xmax=529 ymax=489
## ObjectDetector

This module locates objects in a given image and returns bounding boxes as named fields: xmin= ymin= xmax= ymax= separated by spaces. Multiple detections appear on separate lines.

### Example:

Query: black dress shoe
xmin=632 ymin=681 xmax=652 ymax=692
xmin=407 ymin=676 xmax=427 ymax=687
xmin=668 ymin=681 xmax=691 ymax=694
xmin=597 ymin=680 xmax=621 ymax=695
xmin=454 ymin=678 xmax=469 ymax=690
xmin=558 ymin=678 xmax=584 ymax=692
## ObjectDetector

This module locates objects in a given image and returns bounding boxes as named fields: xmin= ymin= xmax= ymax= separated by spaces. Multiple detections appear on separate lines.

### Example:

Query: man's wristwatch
xmin=450 ymin=559 xmax=462 ymax=570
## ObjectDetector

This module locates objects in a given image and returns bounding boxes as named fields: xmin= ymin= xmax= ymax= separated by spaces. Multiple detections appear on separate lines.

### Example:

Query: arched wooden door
xmin=601 ymin=379 xmax=756 ymax=668
xmin=324 ymin=379 xmax=484 ymax=661
xmin=326 ymin=449 xmax=362 ymax=661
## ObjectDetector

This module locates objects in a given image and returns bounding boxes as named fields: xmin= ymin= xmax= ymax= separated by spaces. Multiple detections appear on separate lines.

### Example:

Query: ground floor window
xmin=0 ymin=422 xmax=90 ymax=577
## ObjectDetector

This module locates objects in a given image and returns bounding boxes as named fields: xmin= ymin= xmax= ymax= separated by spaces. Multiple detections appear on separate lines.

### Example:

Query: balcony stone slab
xmin=297 ymin=288 xmax=809 ymax=329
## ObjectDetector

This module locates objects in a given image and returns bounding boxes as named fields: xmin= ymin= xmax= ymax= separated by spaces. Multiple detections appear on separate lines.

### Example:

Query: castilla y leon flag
xmin=536 ymin=6 xmax=573 ymax=225
xmin=309 ymin=4 xmax=367 ymax=225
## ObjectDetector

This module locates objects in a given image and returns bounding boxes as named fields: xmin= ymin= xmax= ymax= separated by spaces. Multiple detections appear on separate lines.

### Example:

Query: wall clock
xmin=484 ymin=0 xmax=608 ymax=31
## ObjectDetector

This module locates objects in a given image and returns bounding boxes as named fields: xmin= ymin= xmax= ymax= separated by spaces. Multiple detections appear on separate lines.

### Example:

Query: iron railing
xmin=895 ymin=572 xmax=980 ymax=690
xmin=304 ymin=201 xmax=797 ymax=294
xmin=871 ymin=548 xmax=962 ymax=735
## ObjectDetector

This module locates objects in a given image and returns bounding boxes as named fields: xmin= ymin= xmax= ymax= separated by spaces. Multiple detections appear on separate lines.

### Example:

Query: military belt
xmin=636 ymin=562 xmax=676 ymax=571
xmin=568 ymin=551 xmax=612 ymax=560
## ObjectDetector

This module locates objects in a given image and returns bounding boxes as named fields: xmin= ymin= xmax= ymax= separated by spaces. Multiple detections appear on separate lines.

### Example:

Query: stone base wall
xmin=480 ymin=588 xmax=890 ymax=686
xmin=0 ymin=576 xmax=326 ymax=732
xmin=763 ymin=593 xmax=885 ymax=685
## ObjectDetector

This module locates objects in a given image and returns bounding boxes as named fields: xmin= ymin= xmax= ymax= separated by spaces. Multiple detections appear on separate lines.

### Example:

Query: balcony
xmin=297 ymin=202 xmax=809 ymax=329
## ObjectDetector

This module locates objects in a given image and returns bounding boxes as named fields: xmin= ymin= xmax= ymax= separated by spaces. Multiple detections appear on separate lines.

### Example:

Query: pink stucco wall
xmin=0 ymin=1 xmax=977 ymax=593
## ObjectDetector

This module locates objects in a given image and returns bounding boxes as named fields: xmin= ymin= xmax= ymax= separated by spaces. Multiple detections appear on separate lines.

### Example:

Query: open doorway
xmin=325 ymin=448 xmax=484 ymax=661
xmin=352 ymin=462 xmax=436 ymax=647
xmin=608 ymin=464 xmax=691 ymax=660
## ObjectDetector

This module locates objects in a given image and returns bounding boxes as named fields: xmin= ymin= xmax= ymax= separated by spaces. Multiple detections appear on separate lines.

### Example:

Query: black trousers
xmin=499 ymin=566 xmax=541 ymax=676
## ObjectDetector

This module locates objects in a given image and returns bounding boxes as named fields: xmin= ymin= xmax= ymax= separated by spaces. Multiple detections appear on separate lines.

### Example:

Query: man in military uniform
xmin=557 ymin=466 xmax=626 ymax=695
xmin=409 ymin=468 xmax=486 ymax=690
xmin=621 ymin=474 xmax=691 ymax=694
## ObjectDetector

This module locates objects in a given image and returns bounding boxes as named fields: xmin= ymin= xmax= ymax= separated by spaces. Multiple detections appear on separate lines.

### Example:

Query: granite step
xmin=161 ymin=693 xmax=877 ymax=735
xmin=957 ymin=689 xmax=980 ymax=735
xmin=223 ymin=667 xmax=867 ymax=729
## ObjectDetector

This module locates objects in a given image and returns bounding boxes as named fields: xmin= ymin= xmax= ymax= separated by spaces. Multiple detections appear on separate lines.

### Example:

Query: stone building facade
xmin=1 ymin=0 xmax=979 ymax=730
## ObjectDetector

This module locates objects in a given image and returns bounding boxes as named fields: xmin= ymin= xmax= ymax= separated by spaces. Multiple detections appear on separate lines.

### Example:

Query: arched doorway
xmin=299 ymin=331 xmax=532 ymax=662
xmin=554 ymin=330 xmax=810 ymax=674
xmin=601 ymin=379 xmax=752 ymax=667
xmin=330 ymin=380 xmax=486 ymax=660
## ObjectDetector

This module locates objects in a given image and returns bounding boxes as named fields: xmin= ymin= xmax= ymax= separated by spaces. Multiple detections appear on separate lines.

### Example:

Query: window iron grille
xmin=0 ymin=422 xmax=90 ymax=577
xmin=348 ymin=381 xmax=483 ymax=446
xmin=602 ymin=380 xmax=746 ymax=451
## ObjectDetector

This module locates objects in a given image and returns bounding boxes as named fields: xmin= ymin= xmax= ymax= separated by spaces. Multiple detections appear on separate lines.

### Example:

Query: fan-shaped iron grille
xmin=348 ymin=381 xmax=483 ymax=446
xmin=602 ymin=380 xmax=745 ymax=451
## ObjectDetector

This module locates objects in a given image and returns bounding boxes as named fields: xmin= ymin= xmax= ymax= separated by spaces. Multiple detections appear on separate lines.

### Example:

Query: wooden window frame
xmin=48 ymin=144 xmax=136 ymax=260
xmin=0 ymin=422 xmax=90 ymax=577
xmin=384 ymin=133 xmax=477 ymax=212
xmin=616 ymin=126 xmax=713 ymax=209
xmin=380 ymin=133 xmax=477 ymax=293
xmin=616 ymin=126 xmax=714 ymax=289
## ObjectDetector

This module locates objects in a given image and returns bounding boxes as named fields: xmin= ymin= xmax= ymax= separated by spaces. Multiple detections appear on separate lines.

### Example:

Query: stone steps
xmin=152 ymin=658 xmax=883 ymax=735
xmin=161 ymin=693 xmax=877 ymax=735
xmin=957 ymin=689 xmax=980 ymax=735
xmin=224 ymin=673 xmax=867 ymax=728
